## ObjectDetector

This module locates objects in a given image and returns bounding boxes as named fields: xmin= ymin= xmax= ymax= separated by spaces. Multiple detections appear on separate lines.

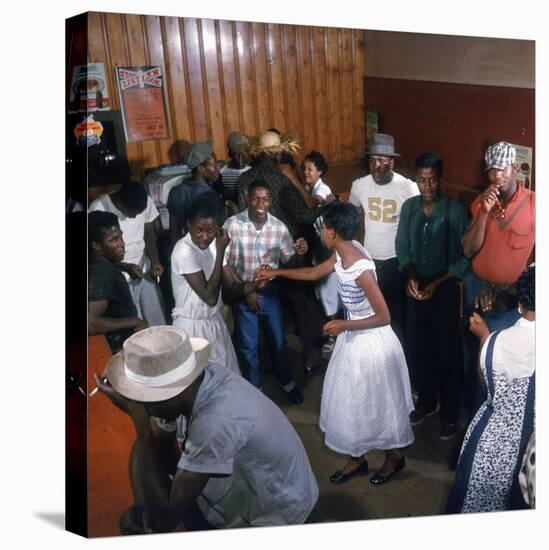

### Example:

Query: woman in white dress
xmin=256 ymin=202 xmax=414 ymax=484
xmin=171 ymin=192 xmax=240 ymax=374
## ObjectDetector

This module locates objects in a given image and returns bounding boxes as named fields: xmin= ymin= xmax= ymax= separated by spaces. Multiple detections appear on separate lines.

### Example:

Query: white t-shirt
xmin=171 ymin=233 xmax=226 ymax=318
xmin=349 ymin=172 xmax=419 ymax=260
xmin=311 ymin=178 xmax=332 ymax=200
xmin=88 ymin=193 xmax=159 ymax=277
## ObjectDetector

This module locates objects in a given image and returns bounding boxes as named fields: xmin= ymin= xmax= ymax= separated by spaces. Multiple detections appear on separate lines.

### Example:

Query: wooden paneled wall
xmin=364 ymin=77 xmax=535 ymax=205
xmin=67 ymin=12 xmax=366 ymax=178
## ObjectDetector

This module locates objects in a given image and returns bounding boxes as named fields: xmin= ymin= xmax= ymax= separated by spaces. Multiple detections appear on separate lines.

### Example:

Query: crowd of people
xmin=86 ymin=130 xmax=536 ymax=533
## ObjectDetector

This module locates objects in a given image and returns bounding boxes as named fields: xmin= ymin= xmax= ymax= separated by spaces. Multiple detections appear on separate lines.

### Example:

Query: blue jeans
xmin=233 ymin=285 xmax=296 ymax=391
xmin=462 ymin=272 xmax=521 ymax=417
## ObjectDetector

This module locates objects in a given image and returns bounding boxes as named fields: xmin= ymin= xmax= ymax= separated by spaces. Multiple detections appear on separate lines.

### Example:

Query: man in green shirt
xmin=395 ymin=153 xmax=470 ymax=441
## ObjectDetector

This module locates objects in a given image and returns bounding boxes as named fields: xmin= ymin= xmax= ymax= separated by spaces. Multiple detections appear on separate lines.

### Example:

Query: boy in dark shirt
xmin=88 ymin=211 xmax=147 ymax=352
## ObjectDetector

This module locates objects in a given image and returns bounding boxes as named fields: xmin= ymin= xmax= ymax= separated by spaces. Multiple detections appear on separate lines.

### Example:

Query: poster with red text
xmin=116 ymin=66 xmax=169 ymax=142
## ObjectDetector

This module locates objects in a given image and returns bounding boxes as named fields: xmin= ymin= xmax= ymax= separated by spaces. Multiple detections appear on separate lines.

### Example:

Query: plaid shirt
xmin=223 ymin=210 xmax=295 ymax=281
xmin=237 ymin=156 xmax=320 ymax=237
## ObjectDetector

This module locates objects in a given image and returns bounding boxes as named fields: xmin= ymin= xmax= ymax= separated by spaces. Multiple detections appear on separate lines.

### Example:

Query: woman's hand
xmin=215 ymin=227 xmax=231 ymax=253
xmin=322 ymin=319 xmax=346 ymax=337
xmin=253 ymin=265 xmax=275 ymax=282
xmin=468 ymin=312 xmax=490 ymax=340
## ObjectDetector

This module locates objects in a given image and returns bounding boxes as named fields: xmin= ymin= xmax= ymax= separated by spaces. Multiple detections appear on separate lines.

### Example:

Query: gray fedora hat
xmin=365 ymin=133 xmax=401 ymax=158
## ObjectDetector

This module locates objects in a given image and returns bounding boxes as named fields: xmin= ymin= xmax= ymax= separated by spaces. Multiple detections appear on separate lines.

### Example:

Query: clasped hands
xmin=405 ymin=277 xmax=437 ymax=301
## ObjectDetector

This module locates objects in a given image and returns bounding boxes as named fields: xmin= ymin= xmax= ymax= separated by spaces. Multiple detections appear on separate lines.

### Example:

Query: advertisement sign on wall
xmin=69 ymin=63 xmax=111 ymax=113
xmin=115 ymin=66 xmax=169 ymax=143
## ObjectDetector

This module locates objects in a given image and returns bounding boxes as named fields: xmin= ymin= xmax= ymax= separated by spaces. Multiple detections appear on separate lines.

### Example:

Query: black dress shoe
xmin=329 ymin=460 xmax=369 ymax=484
xmin=369 ymin=456 xmax=405 ymax=485
xmin=287 ymin=386 xmax=304 ymax=404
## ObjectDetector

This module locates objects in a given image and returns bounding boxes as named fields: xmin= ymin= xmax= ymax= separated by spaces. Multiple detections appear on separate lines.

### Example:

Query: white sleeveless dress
xmin=319 ymin=241 xmax=414 ymax=456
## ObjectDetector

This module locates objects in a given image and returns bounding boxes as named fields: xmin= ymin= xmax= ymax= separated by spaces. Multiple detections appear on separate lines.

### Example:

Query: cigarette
xmin=89 ymin=377 xmax=108 ymax=397
xmin=156 ymin=275 xmax=160 ymax=284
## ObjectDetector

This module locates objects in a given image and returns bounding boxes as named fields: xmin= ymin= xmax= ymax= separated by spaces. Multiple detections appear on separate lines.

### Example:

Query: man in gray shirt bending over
xmin=95 ymin=325 xmax=318 ymax=533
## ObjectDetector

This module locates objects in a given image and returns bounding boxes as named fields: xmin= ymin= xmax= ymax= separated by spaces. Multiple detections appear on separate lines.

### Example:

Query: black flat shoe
xmin=304 ymin=363 xmax=323 ymax=378
xmin=369 ymin=456 xmax=405 ymax=485
xmin=329 ymin=460 xmax=369 ymax=484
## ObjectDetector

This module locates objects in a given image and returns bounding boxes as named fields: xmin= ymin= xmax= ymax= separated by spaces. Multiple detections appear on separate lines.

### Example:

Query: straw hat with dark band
xmin=105 ymin=326 xmax=211 ymax=402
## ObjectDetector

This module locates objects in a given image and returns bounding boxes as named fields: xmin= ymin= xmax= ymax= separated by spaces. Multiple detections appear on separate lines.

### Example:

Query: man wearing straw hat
xmin=349 ymin=133 xmax=419 ymax=351
xmin=237 ymin=130 xmax=325 ymax=375
xmin=95 ymin=326 xmax=319 ymax=533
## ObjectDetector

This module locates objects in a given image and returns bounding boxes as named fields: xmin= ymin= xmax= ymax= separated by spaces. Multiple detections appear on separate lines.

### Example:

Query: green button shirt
xmin=395 ymin=194 xmax=470 ymax=280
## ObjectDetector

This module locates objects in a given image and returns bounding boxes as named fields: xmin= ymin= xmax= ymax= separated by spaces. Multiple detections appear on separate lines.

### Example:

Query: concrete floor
xmin=262 ymin=334 xmax=466 ymax=524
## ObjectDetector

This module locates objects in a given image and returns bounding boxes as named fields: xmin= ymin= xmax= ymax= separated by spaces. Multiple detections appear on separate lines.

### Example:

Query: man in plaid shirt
xmin=238 ymin=131 xmax=326 ymax=376
xmin=224 ymin=179 xmax=308 ymax=403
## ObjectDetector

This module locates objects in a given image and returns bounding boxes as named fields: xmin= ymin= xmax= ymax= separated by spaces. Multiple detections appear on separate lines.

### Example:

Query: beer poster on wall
xmin=69 ymin=63 xmax=111 ymax=113
xmin=511 ymin=143 xmax=533 ymax=189
xmin=115 ymin=66 xmax=169 ymax=143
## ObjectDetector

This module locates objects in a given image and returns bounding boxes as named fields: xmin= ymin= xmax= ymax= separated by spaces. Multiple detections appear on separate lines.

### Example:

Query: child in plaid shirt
xmin=223 ymin=180 xmax=308 ymax=404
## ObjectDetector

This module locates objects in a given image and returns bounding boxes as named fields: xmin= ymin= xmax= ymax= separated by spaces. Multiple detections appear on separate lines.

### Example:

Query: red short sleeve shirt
xmin=471 ymin=186 xmax=535 ymax=284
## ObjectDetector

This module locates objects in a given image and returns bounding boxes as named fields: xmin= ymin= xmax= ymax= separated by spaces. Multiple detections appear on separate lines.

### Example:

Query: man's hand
xmin=418 ymin=281 xmax=437 ymax=301
xmin=323 ymin=319 xmax=346 ymax=337
xmin=94 ymin=373 xmax=149 ymax=418
xmin=405 ymin=277 xmax=421 ymax=300
xmin=475 ymin=286 xmax=498 ymax=312
xmin=254 ymin=265 xmax=276 ymax=283
xmin=150 ymin=262 xmax=164 ymax=278
xmin=293 ymin=237 xmax=308 ymax=256
xmin=121 ymin=263 xmax=144 ymax=279
xmin=324 ymin=193 xmax=336 ymax=204
xmin=468 ymin=312 xmax=490 ymax=340
xmin=480 ymin=183 xmax=501 ymax=214
xmin=245 ymin=291 xmax=261 ymax=313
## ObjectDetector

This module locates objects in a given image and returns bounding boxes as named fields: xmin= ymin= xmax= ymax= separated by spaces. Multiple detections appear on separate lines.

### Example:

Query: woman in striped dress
xmin=255 ymin=202 xmax=414 ymax=485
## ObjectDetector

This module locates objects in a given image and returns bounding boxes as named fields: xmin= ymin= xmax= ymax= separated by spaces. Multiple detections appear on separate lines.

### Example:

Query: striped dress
xmin=319 ymin=241 xmax=414 ymax=456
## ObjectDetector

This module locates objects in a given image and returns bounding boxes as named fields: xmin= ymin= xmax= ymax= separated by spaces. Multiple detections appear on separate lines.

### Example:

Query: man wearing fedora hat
xmin=95 ymin=326 xmax=319 ymax=533
xmin=461 ymin=141 xmax=535 ymax=416
xmin=349 ymin=133 xmax=419 ymax=350
xmin=167 ymin=140 xmax=224 ymax=244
